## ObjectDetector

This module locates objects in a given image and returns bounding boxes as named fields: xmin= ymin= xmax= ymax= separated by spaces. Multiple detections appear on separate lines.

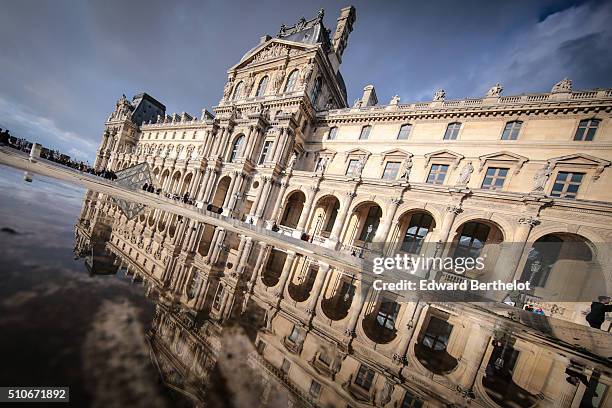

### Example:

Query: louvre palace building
xmin=88 ymin=6 xmax=612 ymax=408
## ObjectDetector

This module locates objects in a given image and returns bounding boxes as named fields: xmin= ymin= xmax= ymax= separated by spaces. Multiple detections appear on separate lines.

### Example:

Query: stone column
xmin=305 ymin=263 xmax=330 ymax=315
xmin=372 ymin=198 xmax=402 ymax=250
xmin=210 ymin=228 xmax=227 ymax=265
xmin=212 ymin=127 xmax=226 ymax=156
xmin=227 ymin=172 xmax=244 ymax=212
xmin=270 ymin=128 xmax=285 ymax=163
xmin=240 ymin=126 xmax=254 ymax=159
xmin=255 ymin=178 xmax=274 ymax=218
xmin=250 ymin=176 xmax=268 ymax=216
xmin=295 ymin=186 xmax=319 ymax=235
xmin=222 ymin=173 xmax=237 ymax=209
xmin=327 ymin=191 xmax=357 ymax=245
xmin=392 ymin=301 xmax=426 ymax=365
xmin=189 ymin=169 xmax=203 ymax=198
xmin=248 ymin=243 xmax=270 ymax=292
xmin=196 ymin=168 xmax=212 ymax=201
xmin=437 ymin=205 xmax=462 ymax=244
xmin=274 ymin=251 xmax=297 ymax=299
xmin=268 ymin=181 xmax=288 ymax=222
xmin=237 ymin=237 xmax=253 ymax=275
xmin=509 ymin=216 xmax=539 ymax=280
xmin=203 ymin=170 xmax=219 ymax=203
xmin=344 ymin=282 xmax=369 ymax=339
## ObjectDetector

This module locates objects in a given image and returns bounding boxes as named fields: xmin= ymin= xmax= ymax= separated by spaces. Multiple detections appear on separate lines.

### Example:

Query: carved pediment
xmin=232 ymin=39 xmax=311 ymax=71
xmin=478 ymin=151 xmax=528 ymax=174
xmin=424 ymin=149 xmax=464 ymax=169
xmin=315 ymin=148 xmax=337 ymax=160
xmin=343 ymin=148 xmax=371 ymax=162
xmin=548 ymin=153 xmax=610 ymax=180
xmin=379 ymin=148 xmax=412 ymax=164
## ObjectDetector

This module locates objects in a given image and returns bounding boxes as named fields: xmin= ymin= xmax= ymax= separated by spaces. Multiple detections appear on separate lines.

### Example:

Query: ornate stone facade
xmin=88 ymin=7 xmax=612 ymax=407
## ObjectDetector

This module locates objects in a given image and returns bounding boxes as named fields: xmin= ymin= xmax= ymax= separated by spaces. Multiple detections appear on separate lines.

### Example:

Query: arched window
xmin=229 ymin=135 xmax=244 ymax=162
xmin=232 ymin=81 xmax=244 ymax=100
xmin=255 ymin=76 xmax=269 ymax=97
xmin=454 ymin=222 xmax=490 ymax=258
xmin=284 ymin=69 xmax=299 ymax=93
xmin=311 ymin=77 xmax=322 ymax=105
xmin=443 ymin=122 xmax=461 ymax=140
xmin=401 ymin=213 xmax=434 ymax=254
xmin=397 ymin=124 xmax=412 ymax=140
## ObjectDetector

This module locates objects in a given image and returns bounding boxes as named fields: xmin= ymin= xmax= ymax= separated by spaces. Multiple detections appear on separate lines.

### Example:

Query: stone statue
xmin=456 ymin=161 xmax=474 ymax=185
xmin=288 ymin=152 xmax=297 ymax=169
xmin=244 ymin=73 xmax=256 ymax=95
xmin=390 ymin=95 xmax=400 ymax=105
xmin=317 ymin=8 xmax=325 ymax=21
xmin=298 ymin=63 xmax=314 ymax=87
xmin=486 ymin=83 xmax=503 ymax=97
xmin=433 ymin=89 xmax=446 ymax=101
xmin=223 ymin=76 xmax=234 ymax=100
xmin=551 ymin=78 xmax=572 ymax=93
xmin=353 ymin=99 xmax=362 ymax=108
xmin=316 ymin=156 xmax=327 ymax=173
xmin=532 ymin=163 xmax=552 ymax=192
xmin=273 ymin=68 xmax=285 ymax=92
xmin=356 ymin=155 xmax=367 ymax=175
xmin=400 ymin=157 xmax=413 ymax=180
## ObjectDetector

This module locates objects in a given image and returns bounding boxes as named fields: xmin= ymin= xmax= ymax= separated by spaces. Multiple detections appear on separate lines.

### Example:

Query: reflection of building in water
xmin=74 ymin=190 xmax=611 ymax=407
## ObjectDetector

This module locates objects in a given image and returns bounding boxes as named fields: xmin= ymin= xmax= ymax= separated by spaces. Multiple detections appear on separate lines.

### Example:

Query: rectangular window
xmin=443 ymin=123 xmax=461 ymax=140
xmin=318 ymin=349 xmax=331 ymax=366
xmin=359 ymin=125 xmax=371 ymax=140
xmin=258 ymin=140 xmax=273 ymax=164
xmin=574 ymin=119 xmax=599 ymax=141
xmin=309 ymin=381 xmax=322 ymax=398
xmin=256 ymin=340 xmax=266 ymax=354
xmin=422 ymin=317 xmax=453 ymax=351
xmin=327 ymin=127 xmax=338 ymax=140
xmin=397 ymin=124 xmax=412 ymax=140
xmin=212 ymin=286 xmax=224 ymax=310
xmin=280 ymin=358 xmax=291 ymax=375
xmin=376 ymin=301 xmax=399 ymax=330
xmin=550 ymin=171 xmax=584 ymax=199
xmin=346 ymin=159 xmax=360 ymax=176
xmin=288 ymin=326 xmax=300 ymax=343
xmin=401 ymin=392 xmax=424 ymax=408
xmin=354 ymin=365 xmax=375 ymax=390
xmin=382 ymin=161 xmax=401 ymax=180
xmin=427 ymin=164 xmax=449 ymax=185
xmin=481 ymin=167 xmax=509 ymax=190
xmin=501 ymin=121 xmax=522 ymax=140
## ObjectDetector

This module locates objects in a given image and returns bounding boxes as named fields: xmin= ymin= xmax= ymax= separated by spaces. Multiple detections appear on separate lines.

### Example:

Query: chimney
xmin=332 ymin=6 xmax=356 ymax=63
xmin=361 ymin=85 xmax=378 ymax=107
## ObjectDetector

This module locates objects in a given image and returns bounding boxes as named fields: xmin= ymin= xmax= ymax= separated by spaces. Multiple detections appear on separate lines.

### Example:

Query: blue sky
xmin=1 ymin=0 xmax=611 ymax=163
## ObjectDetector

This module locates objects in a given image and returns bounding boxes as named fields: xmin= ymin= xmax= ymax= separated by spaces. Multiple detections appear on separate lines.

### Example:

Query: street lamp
xmin=359 ymin=224 xmax=373 ymax=258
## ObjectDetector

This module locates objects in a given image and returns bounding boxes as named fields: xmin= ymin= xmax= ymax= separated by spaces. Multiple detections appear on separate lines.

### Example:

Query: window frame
xmin=397 ymin=123 xmax=412 ymax=140
xmin=284 ymin=69 xmax=299 ymax=93
xmin=443 ymin=122 xmax=462 ymax=140
xmin=232 ymin=81 xmax=244 ymax=100
xmin=550 ymin=171 xmax=584 ymax=199
xmin=381 ymin=161 xmax=401 ymax=180
xmin=346 ymin=158 xmax=360 ymax=176
xmin=573 ymin=118 xmax=600 ymax=141
xmin=481 ymin=167 xmax=509 ymax=190
xmin=255 ymin=75 xmax=269 ymax=98
xmin=400 ymin=213 xmax=434 ymax=254
xmin=229 ymin=135 xmax=244 ymax=162
xmin=354 ymin=364 xmax=375 ymax=391
xmin=501 ymin=120 xmax=523 ymax=140
xmin=426 ymin=163 xmax=449 ymax=185
xmin=359 ymin=125 xmax=372 ymax=140
xmin=327 ymin=126 xmax=338 ymax=140
xmin=258 ymin=140 xmax=273 ymax=164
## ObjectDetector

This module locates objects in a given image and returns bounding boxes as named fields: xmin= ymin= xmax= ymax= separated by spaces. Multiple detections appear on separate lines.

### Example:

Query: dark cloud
xmin=0 ymin=0 xmax=610 ymax=162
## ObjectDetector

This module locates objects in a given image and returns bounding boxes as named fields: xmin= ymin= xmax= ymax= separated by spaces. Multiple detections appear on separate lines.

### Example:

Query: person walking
xmin=586 ymin=296 xmax=612 ymax=329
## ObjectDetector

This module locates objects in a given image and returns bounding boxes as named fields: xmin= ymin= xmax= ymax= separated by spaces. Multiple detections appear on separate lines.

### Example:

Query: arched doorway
xmin=519 ymin=233 xmax=600 ymax=302
xmin=362 ymin=295 xmax=400 ymax=344
xmin=280 ymin=191 xmax=306 ymax=229
xmin=321 ymin=272 xmax=356 ymax=321
xmin=448 ymin=220 xmax=504 ymax=279
xmin=394 ymin=210 xmax=436 ymax=255
xmin=211 ymin=176 xmax=231 ymax=208
xmin=180 ymin=172 xmax=193 ymax=196
xmin=343 ymin=202 xmax=383 ymax=255
xmin=309 ymin=195 xmax=340 ymax=240
xmin=169 ymin=171 xmax=182 ymax=194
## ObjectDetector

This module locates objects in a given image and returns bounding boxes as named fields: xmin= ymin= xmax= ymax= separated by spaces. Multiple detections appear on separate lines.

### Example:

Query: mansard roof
xmin=276 ymin=9 xmax=331 ymax=51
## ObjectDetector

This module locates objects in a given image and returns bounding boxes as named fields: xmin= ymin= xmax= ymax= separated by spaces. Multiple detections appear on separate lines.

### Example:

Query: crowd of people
xmin=0 ymin=127 xmax=117 ymax=180
xmin=141 ymin=183 xmax=198 ymax=206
